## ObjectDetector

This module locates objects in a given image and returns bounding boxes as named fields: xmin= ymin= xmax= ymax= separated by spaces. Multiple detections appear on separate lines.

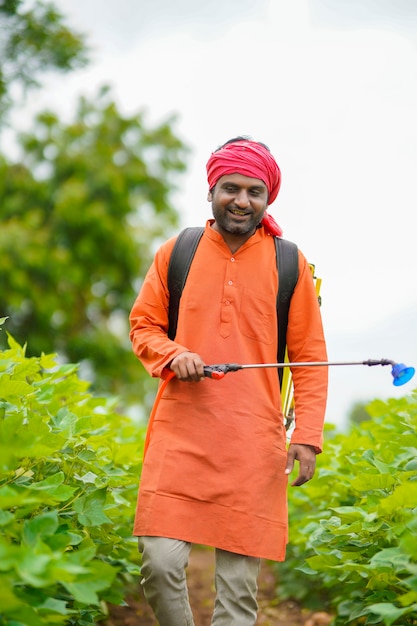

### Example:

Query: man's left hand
xmin=284 ymin=443 xmax=317 ymax=486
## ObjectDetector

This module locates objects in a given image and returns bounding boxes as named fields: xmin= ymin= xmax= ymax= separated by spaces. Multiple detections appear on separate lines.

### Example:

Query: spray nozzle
xmin=391 ymin=363 xmax=415 ymax=386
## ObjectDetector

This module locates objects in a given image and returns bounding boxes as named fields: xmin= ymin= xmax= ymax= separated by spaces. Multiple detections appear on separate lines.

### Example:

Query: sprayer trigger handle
xmin=203 ymin=365 xmax=228 ymax=379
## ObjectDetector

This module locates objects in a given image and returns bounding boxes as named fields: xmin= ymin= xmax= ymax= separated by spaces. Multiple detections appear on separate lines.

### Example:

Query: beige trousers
xmin=138 ymin=536 xmax=260 ymax=626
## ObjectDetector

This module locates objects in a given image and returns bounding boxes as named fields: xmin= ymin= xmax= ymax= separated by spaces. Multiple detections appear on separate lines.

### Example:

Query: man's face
xmin=208 ymin=173 xmax=269 ymax=237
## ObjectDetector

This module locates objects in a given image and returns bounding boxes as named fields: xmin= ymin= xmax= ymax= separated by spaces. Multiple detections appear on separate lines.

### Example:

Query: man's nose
xmin=234 ymin=190 xmax=251 ymax=207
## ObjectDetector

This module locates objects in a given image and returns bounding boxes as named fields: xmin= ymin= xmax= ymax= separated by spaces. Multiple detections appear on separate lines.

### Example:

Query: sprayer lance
xmin=203 ymin=359 xmax=415 ymax=386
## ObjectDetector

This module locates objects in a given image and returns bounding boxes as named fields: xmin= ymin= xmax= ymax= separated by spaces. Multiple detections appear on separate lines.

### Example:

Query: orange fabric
xmin=129 ymin=221 xmax=328 ymax=561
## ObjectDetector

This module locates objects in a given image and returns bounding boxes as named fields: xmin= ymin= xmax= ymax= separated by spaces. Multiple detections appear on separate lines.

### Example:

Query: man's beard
xmin=211 ymin=204 xmax=266 ymax=236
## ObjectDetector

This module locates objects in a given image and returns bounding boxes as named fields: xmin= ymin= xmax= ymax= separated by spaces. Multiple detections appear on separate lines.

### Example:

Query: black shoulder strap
xmin=167 ymin=227 xmax=204 ymax=340
xmin=275 ymin=237 xmax=299 ymax=385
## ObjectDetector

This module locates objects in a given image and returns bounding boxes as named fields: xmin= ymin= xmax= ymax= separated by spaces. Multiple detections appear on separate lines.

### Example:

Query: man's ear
xmin=207 ymin=190 xmax=212 ymax=202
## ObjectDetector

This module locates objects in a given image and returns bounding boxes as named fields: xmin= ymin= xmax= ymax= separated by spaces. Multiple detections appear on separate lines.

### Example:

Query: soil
xmin=104 ymin=547 xmax=333 ymax=626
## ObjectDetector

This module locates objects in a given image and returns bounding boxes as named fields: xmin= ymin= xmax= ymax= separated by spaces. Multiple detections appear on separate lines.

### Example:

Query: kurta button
xmin=230 ymin=257 xmax=235 ymax=262
xmin=228 ymin=280 xmax=233 ymax=285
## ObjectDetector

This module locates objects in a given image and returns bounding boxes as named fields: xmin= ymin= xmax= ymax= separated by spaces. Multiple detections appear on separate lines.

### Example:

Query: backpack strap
xmin=275 ymin=237 xmax=299 ymax=385
xmin=167 ymin=227 xmax=204 ymax=340
xmin=167 ymin=229 xmax=299 ymax=389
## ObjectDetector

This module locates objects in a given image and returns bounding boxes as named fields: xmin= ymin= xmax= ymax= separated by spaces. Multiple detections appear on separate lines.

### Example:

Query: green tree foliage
xmin=276 ymin=392 xmax=417 ymax=624
xmin=0 ymin=324 xmax=145 ymax=625
xmin=0 ymin=0 xmax=88 ymax=123
xmin=0 ymin=87 xmax=188 ymax=399
xmin=347 ymin=400 xmax=372 ymax=425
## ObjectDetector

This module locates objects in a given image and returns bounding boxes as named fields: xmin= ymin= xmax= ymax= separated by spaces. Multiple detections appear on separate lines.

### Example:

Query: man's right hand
xmin=170 ymin=352 xmax=206 ymax=382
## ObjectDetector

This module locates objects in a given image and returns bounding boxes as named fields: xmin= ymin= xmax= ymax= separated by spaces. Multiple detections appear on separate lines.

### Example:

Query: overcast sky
xmin=15 ymin=0 xmax=417 ymax=425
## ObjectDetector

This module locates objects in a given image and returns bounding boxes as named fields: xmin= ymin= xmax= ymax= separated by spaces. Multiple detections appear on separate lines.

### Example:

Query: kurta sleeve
xmin=286 ymin=251 xmax=328 ymax=453
xmin=129 ymin=237 xmax=191 ymax=378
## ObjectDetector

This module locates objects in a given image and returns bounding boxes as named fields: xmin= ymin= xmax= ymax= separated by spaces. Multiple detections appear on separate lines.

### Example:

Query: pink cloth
xmin=206 ymin=140 xmax=283 ymax=236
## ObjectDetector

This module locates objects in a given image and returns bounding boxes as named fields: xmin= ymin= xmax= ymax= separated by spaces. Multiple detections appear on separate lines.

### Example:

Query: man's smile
xmin=228 ymin=208 xmax=250 ymax=216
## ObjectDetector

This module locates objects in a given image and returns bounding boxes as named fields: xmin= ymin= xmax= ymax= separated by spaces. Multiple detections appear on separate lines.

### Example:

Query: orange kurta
xmin=129 ymin=221 xmax=327 ymax=561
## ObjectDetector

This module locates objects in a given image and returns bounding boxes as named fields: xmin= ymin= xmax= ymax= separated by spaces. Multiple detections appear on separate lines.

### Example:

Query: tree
xmin=0 ymin=87 xmax=188 ymax=402
xmin=347 ymin=400 xmax=372 ymax=425
xmin=0 ymin=0 xmax=88 ymax=124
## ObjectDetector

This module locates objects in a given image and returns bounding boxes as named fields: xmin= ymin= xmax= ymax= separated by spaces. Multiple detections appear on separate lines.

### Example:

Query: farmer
xmin=129 ymin=136 xmax=328 ymax=625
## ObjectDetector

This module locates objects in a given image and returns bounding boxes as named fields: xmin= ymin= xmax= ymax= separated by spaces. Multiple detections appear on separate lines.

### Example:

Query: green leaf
xmin=329 ymin=506 xmax=368 ymax=522
xmin=73 ymin=488 xmax=112 ymax=526
xmin=350 ymin=472 xmax=395 ymax=491
xmin=0 ymin=485 xmax=41 ymax=510
xmin=0 ymin=576 xmax=21 ymax=610
xmin=370 ymin=547 xmax=411 ymax=570
xmin=64 ymin=538 xmax=97 ymax=566
xmin=305 ymin=553 xmax=340 ymax=571
xmin=37 ymin=596 xmax=70 ymax=615
xmin=0 ymin=510 xmax=14 ymax=526
xmin=16 ymin=548 xmax=53 ymax=587
xmin=23 ymin=511 xmax=59 ymax=546
xmin=12 ymin=358 xmax=41 ymax=379
xmin=61 ymin=560 xmax=117 ymax=605
xmin=405 ymin=457 xmax=417 ymax=471
xmin=365 ymin=602 xmax=417 ymax=626
xmin=0 ymin=375 xmax=34 ymax=398
xmin=378 ymin=482 xmax=417 ymax=516
xmin=39 ymin=352 xmax=58 ymax=369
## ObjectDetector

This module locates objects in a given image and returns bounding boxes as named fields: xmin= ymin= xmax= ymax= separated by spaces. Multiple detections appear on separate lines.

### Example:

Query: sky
xmin=13 ymin=0 xmax=417 ymax=426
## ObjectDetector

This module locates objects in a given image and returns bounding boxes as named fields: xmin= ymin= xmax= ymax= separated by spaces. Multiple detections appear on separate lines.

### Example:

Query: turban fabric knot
xmin=206 ymin=140 xmax=283 ymax=237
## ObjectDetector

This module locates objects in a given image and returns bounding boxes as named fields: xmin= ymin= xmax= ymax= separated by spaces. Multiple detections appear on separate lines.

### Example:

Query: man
xmin=129 ymin=137 xmax=328 ymax=625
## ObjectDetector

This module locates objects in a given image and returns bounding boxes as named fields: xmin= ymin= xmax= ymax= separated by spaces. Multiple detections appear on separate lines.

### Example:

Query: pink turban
xmin=206 ymin=140 xmax=283 ymax=236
